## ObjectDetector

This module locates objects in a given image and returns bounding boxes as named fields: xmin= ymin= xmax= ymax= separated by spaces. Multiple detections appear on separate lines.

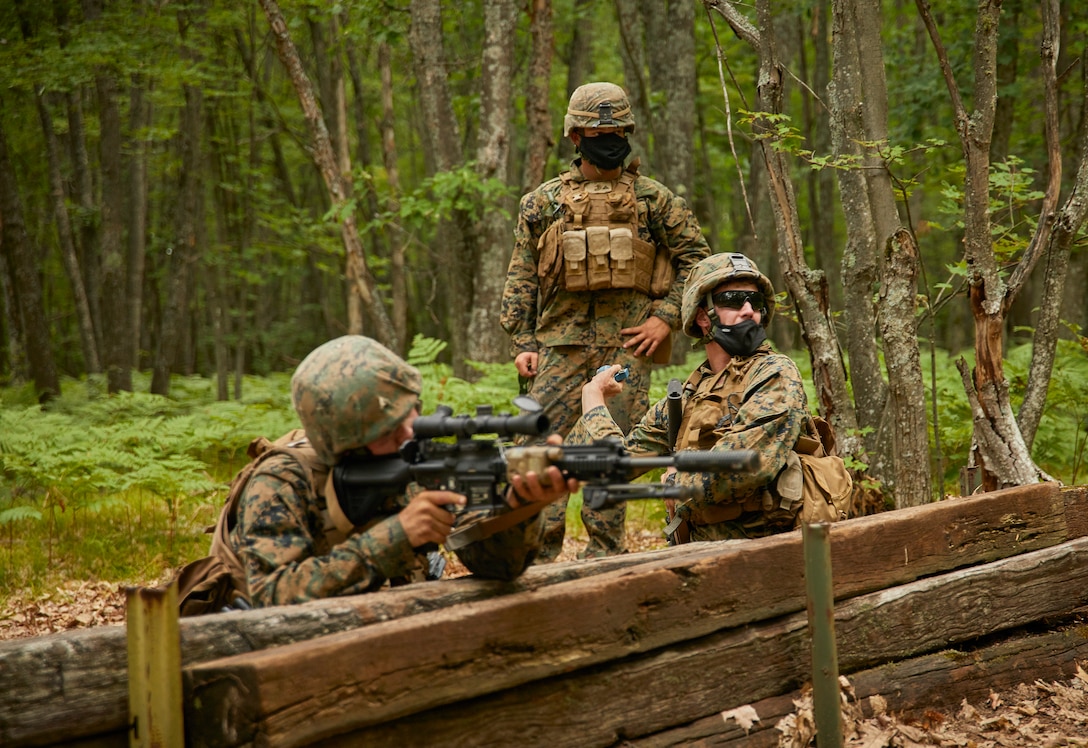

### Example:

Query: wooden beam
xmin=334 ymin=538 xmax=1088 ymax=747
xmin=1 ymin=483 xmax=1082 ymax=746
xmin=183 ymin=517 xmax=1088 ymax=746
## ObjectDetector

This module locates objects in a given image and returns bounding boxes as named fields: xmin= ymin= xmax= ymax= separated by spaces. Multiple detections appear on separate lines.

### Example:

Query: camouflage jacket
xmin=230 ymin=450 xmax=544 ymax=607
xmin=500 ymin=159 xmax=710 ymax=354
xmin=579 ymin=343 xmax=814 ymax=512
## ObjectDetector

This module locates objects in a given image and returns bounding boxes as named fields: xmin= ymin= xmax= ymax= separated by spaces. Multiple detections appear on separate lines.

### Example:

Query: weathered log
xmin=2 ymin=483 xmax=1083 ymax=746
xmin=628 ymin=622 xmax=1088 ymax=747
xmin=183 ymin=529 xmax=1088 ymax=746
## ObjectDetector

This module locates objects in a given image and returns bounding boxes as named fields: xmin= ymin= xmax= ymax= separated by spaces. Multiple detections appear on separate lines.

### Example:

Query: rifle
xmin=330 ymin=403 xmax=759 ymax=530
xmin=664 ymin=378 xmax=690 ymax=545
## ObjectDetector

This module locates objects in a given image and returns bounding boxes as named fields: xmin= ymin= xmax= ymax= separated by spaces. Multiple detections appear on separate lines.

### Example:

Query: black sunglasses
xmin=711 ymin=289 xmax=765 ymax=311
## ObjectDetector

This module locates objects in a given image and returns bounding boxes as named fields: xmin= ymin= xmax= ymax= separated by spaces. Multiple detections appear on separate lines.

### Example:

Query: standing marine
xmin=501 ymin=81 xmax=710 ymax=560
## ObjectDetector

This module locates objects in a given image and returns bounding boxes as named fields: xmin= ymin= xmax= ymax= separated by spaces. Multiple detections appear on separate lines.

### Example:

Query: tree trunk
xmin=345 ymin=39 xmax=395 ymax=346
xmin=152 ymin=5 xmax=205 ymax=397
xmin=35 ymin=93 xmax=102 ymax=376
xmin=377 ymin=42 xmax=408 ymax=351
xmin=614 ymin=0 xmax=652 ymax=171
xmin=828 ymin=0 xmax=900 ymax=490
xmin=803 ymin=0 xmax=839 ymax=312
xmin=521 ymin=0 xmax=553 ymax=195
xmin=1014 ymin=0 xmax=1075 ymax=451
xmin=714 ymin=0 xmax=858 ymax=449
xmin=408 ymin=0 xmax=474 ymax=372
xmin=54 ymin=0 xmax=102 ymax=358
xmin=467 ymin=0 xmax=517 ymax=363
xmin=0 ymin=251 xmax=24 ymax=384
xmin=310 ymin=12 xmax=362 ymax=335
xmin=127 ymin=76 xmax=151 ymax=372
xmin=916 ymin=0 xmax=1049 ymax=489
xmin=557 ymin=0 xmax=595 ymax=165
xmin=0 ymin=99 xmax=60 ymax=401
xmin=259 ymin=0 xmax=398 ymax=350
xmin=646 ymin=0 xmax=697 ymax=366
xmin=878 ymin=229 xmax=932 ymax=507
xmin=81 ymin=0 xmax=131 ymax=393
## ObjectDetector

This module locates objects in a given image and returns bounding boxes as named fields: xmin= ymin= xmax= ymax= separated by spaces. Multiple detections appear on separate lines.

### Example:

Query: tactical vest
xmin=537 ymin=162 xmax=672 ymax=297
xmin=177 ymin=430 xmax=347 ymax=615
xmin=673 ymin=353 xmax=807 ymax=526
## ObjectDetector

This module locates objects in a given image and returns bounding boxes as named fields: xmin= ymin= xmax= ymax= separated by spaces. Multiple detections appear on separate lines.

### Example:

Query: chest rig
xmin=538 ymin=162 xmax=656 ymax=295
xmin=675 ymin=359 xmax=754 ymax=453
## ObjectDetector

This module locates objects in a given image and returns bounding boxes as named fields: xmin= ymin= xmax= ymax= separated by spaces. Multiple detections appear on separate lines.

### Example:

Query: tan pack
xmin=176 ymin=429 xmax=328 ymax=616
xmin=775 ymin=417 xmax=854 ymax=525
xmin=537 ymin=161 xmax=670 ymax=298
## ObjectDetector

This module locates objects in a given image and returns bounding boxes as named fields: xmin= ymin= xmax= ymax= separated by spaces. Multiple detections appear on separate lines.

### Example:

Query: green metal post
xmin=127 ymin=580 xmax=184 ymax=747
xmin=803 ymin=521 xmax=843 ymax=748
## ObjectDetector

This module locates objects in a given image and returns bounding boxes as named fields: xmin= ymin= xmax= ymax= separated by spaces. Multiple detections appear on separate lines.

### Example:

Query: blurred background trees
xmin=1 ymin=0 xmax=1086 ymax=504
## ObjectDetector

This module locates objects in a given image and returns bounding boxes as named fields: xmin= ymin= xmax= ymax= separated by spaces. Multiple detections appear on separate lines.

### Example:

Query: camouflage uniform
xmin=229 ymin=336 xmax=545 ymax=607
xmin=576 ymin=252 xmax=817 ymax=540
xmin=580 ymin=344 xmax=817 ymax=540
xmin=501 ymin=86 xmax=710 ymax=559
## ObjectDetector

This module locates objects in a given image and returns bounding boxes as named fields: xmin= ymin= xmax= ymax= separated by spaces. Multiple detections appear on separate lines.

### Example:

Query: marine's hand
xmin=506 ymin=434 xmax=580 ymax=507
xmin=400 ymin=491 xmax=465 ymax=548
xmin=620 ymin=315 xmax=670 ymax=358
xmin=515 ymin=351 xmax=539 ymax=378
xmin=582 ymin=364 xmax=625 ymax=413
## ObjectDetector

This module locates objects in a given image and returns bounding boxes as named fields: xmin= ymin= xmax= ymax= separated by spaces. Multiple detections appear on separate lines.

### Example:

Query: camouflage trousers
xmin=522 ymin=344 xmax=652 ymax=560
xmin=686 ymin=508 xmax=797 ymax=542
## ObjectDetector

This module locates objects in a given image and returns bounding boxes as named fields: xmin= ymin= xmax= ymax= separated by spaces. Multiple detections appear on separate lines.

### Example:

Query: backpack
xmin=776 ymin=417 xmax=854 ymax=525
xmin=176 ymin=429 xmax=325 ymax=616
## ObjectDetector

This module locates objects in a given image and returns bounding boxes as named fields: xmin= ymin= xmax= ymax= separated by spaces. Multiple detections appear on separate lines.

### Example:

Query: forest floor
xmin=2 ymin=531 xmax=1087 ymax=746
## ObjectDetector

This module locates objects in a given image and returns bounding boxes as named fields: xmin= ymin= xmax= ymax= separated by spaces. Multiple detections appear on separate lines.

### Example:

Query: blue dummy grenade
xmin=596 ymin=365 xmax=630 ymax=383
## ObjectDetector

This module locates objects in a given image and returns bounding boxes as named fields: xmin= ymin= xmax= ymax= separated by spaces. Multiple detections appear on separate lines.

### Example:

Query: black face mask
xmin=711 ymin=319 xmax=767 ymax=358
xmin=578 ymin=132 xmax=632 ymax=170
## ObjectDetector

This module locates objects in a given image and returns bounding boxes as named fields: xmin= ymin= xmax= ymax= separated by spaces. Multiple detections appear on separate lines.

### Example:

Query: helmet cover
xmin=680 ymin=253 xmax=777 ymax=338
xmin=291 ymin=336 xmax=422 ymax=465
xmin=564 ymin=82 xmax=636 ymax=137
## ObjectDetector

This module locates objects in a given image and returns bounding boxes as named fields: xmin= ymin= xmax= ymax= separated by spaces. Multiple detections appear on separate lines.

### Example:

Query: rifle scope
xmin=412 ymin=404 xmax=550 ymax=439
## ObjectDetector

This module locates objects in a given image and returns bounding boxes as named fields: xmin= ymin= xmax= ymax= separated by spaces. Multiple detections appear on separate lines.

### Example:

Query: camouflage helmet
xmin=563 ymin=82 xmax=636 ymax=137
xmin=291 ymin=335 xmax=422 ymax=465
xmin=680 ymin=253 xmax=777 ymax=338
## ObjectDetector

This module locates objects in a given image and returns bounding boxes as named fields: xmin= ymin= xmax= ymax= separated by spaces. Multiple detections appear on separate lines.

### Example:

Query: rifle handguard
xmin=504 ymin=442 xmax=760 ymax=486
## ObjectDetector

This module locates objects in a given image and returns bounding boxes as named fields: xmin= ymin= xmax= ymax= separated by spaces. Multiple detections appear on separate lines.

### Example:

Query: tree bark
xmin=467 ymin=0 xmax=518 ymax=363
xmin=878 ymin=229 xmax=932 ymax=506
xmin=259 ymin=0 xmax=398 ymax=350
xmin=557 ymin=0 xmax=595 ymax=165
xmin=126 ymin=76 xmax=151 ymax=372
xmin=376 ymin=42 xmax=408 ymax=351
xmin=152 ymin=5 xmax=205 ymax=397
xmin=35 ymin=93 xmax=102 ymax=376
xmin=803 ymin=0 xmax=839 ymax=311
xmin=614 ymin=0 xmax=653 ymax=171
xmin=828 ymin=0 xmax=902 ymax=493
xmin=80 ymin=0 xmax=132 ymax=393
xmin=0 ymin=98 xmax=60 ymax=401
xmin=521 ymin=0 xmax=554 ymax=195
xmin=408 ymin=0 xmax=475 ymax=371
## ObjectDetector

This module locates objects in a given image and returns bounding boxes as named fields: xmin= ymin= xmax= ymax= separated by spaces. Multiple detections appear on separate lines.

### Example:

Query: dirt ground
xmin=2 ymin=533 xmax=1087 ymax=746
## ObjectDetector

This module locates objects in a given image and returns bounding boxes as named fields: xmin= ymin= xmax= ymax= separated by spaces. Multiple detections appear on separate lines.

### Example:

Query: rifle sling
xmin=444 ymin=502 xmax=545 ymax=551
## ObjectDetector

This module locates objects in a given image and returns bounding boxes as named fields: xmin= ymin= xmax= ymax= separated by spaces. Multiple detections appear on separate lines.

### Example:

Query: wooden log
xmin=627 ymin=623 xmax=1088 ymax=747
xmin=183 ymin=535 xmax=1088 ymax=746
xmin=2 ymin=483 xmax=1083 ymax=746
